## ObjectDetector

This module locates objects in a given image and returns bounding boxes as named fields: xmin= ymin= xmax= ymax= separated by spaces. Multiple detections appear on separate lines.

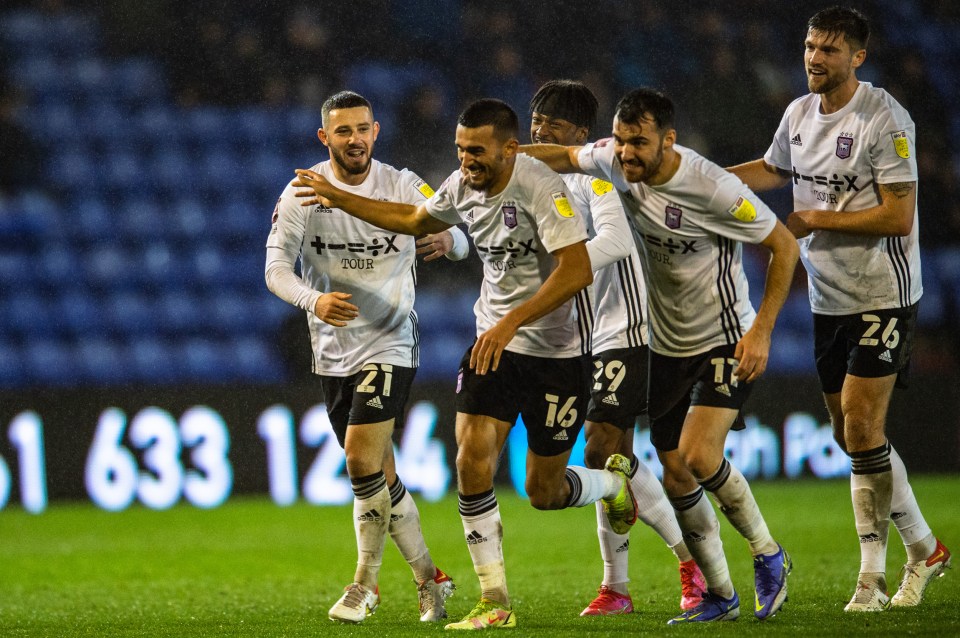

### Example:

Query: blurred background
xmin=1 ymin=0 xmax=958 ymax=508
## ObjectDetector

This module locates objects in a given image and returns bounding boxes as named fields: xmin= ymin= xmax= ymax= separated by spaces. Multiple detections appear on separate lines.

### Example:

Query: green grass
xmin=1 ymin=477 xmax=958 ymax=637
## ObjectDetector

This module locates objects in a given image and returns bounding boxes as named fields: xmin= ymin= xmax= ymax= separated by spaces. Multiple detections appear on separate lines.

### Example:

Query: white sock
xmin=850 ymin=444 xmax=893 ymax=575
xmin=459 ymin=490 xmax=508 ymax=606
xmin=888 ymin=443 xmax=936 ymax=562
xmin=351 ymin=471 xmax=391 ymax=587
xmin=594 ymin=499 xmax=630 ymax=587
xmin=630 ymin=456 xmax=683 ymax=548
xmin=671 ymin=488 xmax=734 ymax=598
xmin=565 ymin=465 xmax=621 ymax=507
xmin=701 ymin=458 xmax=778 ymax=556
xmin=388 ymin=478 xmax=437 ymax=583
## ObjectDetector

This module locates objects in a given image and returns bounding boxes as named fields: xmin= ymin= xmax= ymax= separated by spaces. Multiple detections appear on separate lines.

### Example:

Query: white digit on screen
xmin=8 ymin=411 xmax=47 ymax=513
xmin=257 ymin=405 xmax=298 ymax=506
xmin=0 ymin=453 xmax=10 ymax=510
xmin=394 ymin=401 xmax=449 ymax=502
xmin=129 ymin=407 xmax=183 ymax=510
xmin=180 ymin=406 xmax=232 ymax=509
xmin=301 ymin=404 xmax=351 ymax=505
xmin=85 ymin=408 xmax=138 ymax=511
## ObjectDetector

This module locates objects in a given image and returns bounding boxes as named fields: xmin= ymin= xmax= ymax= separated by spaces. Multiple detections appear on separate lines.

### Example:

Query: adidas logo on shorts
xmin=878 ymin=350 xmax=893 ymax=363
xmin=715 ymin=383 xmax=732 ymax=397
xmin=366 ymin=396 xmax=384 ymax=409
xmin=553 ymin=429 xmax=569 ymax=441
xmin=602 ymin=393 xmax=619 ymax=406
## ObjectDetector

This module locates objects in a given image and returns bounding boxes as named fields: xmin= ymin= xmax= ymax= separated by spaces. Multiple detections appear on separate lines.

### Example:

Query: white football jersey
xmin=765 ymin=82 xmax=922 ymax=315
xmin=266 ymin=159 xmax=434 ymax=375
xmin=578 ymin=141 xmax=777 ymax=356
xmin=562 ymin=173 xmax=647 ymax=353
xmin=425 ymin=153 xmax=590 ymax=358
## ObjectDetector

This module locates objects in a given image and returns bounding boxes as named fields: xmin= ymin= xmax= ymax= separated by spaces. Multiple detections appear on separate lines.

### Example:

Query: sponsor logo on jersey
xmin=790 ymin=167 xmax=861 ymax=192
xmin=836 ymin=135 xmax=854 ymax=159
xmin=879 ymin=349 xmax=893 ymax=363
xmin=551 ymin=191 xmax=576 ymax=218
xmin=502 ymin=204 xmax=518 ymax=229
xmin=591 ymin=179 xmax=614 ymax=196
xmin=665 ymin=204 xmax=682 ymax=229
xmin=475 ymin=237 xmax=539 ymax=259
xmin=892 ymin=130 xmax=910 ymax=159
xmin=728 ymin=196 xmax=757 ymax=222
xmin=791 ymin=133 xmax=803 ymax=146
xmin=635 ymin=231 xmax=699 ymax=254
xmin=310 ymin=234 xmax=400 ymax=257
xmin=414 ymin=178 xmax=435 ymax=198
xmin=602 ymin=393 xmax=620 ymax=406
xmin=366 ymin=396 xmax=384 ymax=409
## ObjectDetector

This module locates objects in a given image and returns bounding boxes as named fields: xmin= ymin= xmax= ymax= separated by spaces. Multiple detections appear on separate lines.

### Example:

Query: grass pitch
xmin=1 ymin=477 xmax=958 ymax=637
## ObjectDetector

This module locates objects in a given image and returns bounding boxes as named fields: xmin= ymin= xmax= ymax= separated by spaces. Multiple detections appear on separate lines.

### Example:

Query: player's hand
xmin=786 ymin=210 xmax=815 ymax=238
xmin=416 ymin=231 xmax=455 ymax=262
xmin=470 ymin=320 xmax=519 ymax=375
xmin=733 ymin=327 xmax=771 ymax=384
xmin=293 ymin=169 xmax=335 ymax=208
xmin=313 ymin=292 xmax=359 ymax=327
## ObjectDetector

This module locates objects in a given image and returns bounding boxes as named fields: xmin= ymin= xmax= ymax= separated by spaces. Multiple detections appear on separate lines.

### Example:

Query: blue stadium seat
xmin=138 ymin=107 xmax=183 ymax=145
xmin=76 ymin=338 xmax=128 ymax=384
xmin=39 ymin=242 xmax=78 ymax=286
xmin=155 ymin=290 xmax=205 ymax=334
xmin=142 ymin=242 xmax=189 ymax=289
xmin=114 ymin=58 xmax=167 ymax=105
xmin=118 ymin=196 xmax=165 ymax=239
xmin=6 ymin=292 xmax=52 ymax=338
xmin=184 ymin=107 xmax=234 ymax=145
xmin=76 ymin=197 xmax=119 ymax=242
xmin=149 ymin=146 xmax=195 ymax=191
xmin=49 ymin=148 xmax=100 ymax=191
xmin=0 ymin=341 xmax=23 ymax=387
xmin=104 ymin=292 xmax=156 ymax=336
xmin=130 ymin=337 xmax=183 ymax=384
xmin=768 ymin=330 xmax=816 ymax=374
xmin=230 ymin=335 xmax=285 ymax=383
xmin=181 ymin=337 xmax=226 ymax=378
xmin=58 ymin=291 xmax=106 ymax=336
xmin=172 ymin=197 xmax=209 ymax=237
xmin=104 ymin=150 xmax=147 ymax=190
xmin=83 ymin=245 xmax=141 ymax=291
xmin=23 ymin=338 xmax=78 ymax=386
xmin=0 ymin=252 xmax=33 ymax=290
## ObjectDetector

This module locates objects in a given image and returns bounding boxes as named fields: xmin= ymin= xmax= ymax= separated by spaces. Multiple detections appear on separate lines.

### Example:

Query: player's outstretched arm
xmin=469 ymin=241 xmax=593 ymax=375
xmin=416 ymin=227 xmax=470 ymax=262
xmin=518 ymin=143 xmax=584 ymax=174
xmin=293 ymin=168 xmax=451 ymax=236
xmin=727 ymin=159 xmax=791 ymax=193
xmin=733 ymin=220 xmax=799 ymax=383
xmin=787 ymin=181 xmax=916 ymax=239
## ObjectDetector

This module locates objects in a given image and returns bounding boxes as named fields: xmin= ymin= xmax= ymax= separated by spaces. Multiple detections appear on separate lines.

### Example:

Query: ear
xmin=661 ymin=128 xmax=677 ymax=150
xmin=852 ymin=48 xmax=866 ymax=69
xmin=372 ymin=120 xmax=380 ymax=141
xmin=574 ymin=126 xmax=589 ymax=144
xmin=317 ymin=128 xmax=329 ymax=147
xmin=503 ymin=137 xmax=520 ymax=158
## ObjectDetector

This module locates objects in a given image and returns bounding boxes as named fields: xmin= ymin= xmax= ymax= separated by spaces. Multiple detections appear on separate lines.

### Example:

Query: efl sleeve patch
xmin=591 ymin=178 xmax=613 ymax=196
xmin=552 ymin=191 xmax=575 ymax=218
xmin=891 ymin=131 xmax=910 ymax=159
xmin=728 ymin=196 xmax=757 ymax=222
xmin=414 ymin=178 xmax=435 ymax=198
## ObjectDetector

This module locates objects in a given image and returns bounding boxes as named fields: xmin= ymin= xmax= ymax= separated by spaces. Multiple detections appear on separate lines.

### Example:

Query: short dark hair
xmin=321 ymin=91 xmax=372 ymax=128
xmin=808 ymin=6 xmax=870 ymax=51
xmin=529 ymin=79 xmax=598 ymax=131
xmin=457 ymin=98 xmax=519 ymax=142
xmin=614 ymin=87 xmax=674 ymax=132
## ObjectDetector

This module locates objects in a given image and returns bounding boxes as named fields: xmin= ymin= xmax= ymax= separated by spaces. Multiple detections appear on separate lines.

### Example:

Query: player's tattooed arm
xmin=787 ymin=180 xmax=916 ymax=238
xmin=879 ymin=181 xmax=915 ymax=200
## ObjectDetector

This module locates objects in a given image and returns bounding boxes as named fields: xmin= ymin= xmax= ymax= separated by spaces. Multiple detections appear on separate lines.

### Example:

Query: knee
xmin=525 ymin=481 xmax=565 ymax=510
xmin=583 ymin=442 xmax=609 ymax=470
xmin=677 ymin=446 xmax=717 ymax=482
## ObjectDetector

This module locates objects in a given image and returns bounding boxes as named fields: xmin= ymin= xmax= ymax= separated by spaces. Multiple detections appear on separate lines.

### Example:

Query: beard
xmin=330 ymin=145 xmax=371 ymax=175
xmin=620 ymin=146 xmax=663 ymax=183
xmin=807 ymin=67 xmax=847 ymax=94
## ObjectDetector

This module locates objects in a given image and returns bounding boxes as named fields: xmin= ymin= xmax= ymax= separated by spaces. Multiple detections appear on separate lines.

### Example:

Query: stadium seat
xmin=181 ymin=337 xmax=227 ymax=378
xmin=156 ymin=291 xmax=206 ymax=335
xmin=0 ymin=252 xmax=33 ymax=290
xmin=5 ymin=293 xmax=51 ymax=338
xmin=83 ymin=245 xmax=141 ymax=291
xmin=104 ymin=292 xmax=157 ymax=336
xmin=23 ymin=338 xmax=78 ymax=386
xmin=129 ymin=337 xmax=183 ymax=384
xmin=230 ymin=335 xmax=285 ymax=383
xmin=58 ymin=291 xmax=106 ymax=337
xmin=0 ymin=341 xmax=23 ymax=387
xmin=76 ymin=338 xmax=129 ymax=384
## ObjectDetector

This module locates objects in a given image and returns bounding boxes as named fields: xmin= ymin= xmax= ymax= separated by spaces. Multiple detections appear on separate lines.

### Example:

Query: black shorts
xmin=586 ymin=346 xmax=649 ymax=430
xmin=814 ymin=304 xmax=917 ymax=394
xmin=320 ymin=363 xmax=416 ymax=447
xmin=648 ymin=344 xmax=752 ymax=452
xmin=455 ymin=344 xmax=591 ymax=457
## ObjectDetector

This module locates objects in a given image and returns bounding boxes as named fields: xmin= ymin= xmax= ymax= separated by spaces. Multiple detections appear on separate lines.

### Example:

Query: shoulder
xmin=860 ymin=83 xmax=914 ymax=124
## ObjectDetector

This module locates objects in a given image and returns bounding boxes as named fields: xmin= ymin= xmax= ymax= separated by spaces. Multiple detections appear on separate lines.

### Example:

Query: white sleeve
xmin=264 ymin=188 xmax=321 ymax=314
xmin=444 ymin=225 xmax=470 ymax=261
xmin=583 ymin=179 xmax=632 ymax=271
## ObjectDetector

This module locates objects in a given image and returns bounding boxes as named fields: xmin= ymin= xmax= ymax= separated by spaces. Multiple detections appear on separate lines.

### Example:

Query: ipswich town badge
xmin=502 ymin=205 xmax=518 ymax=229
xmin=836 ymin=135 xmax=853 ymax=159
xmin=665 ymin=205 xmax=682 ymax=229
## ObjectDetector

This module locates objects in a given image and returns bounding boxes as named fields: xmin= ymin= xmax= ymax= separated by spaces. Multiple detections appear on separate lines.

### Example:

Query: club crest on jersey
xmin=502 ymin=205 xmax=518 ymax=229
xmin=664 ymin=205 xmax=682 ymax=229
xmin=836 ymin=135 xmax=854 ymax=159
